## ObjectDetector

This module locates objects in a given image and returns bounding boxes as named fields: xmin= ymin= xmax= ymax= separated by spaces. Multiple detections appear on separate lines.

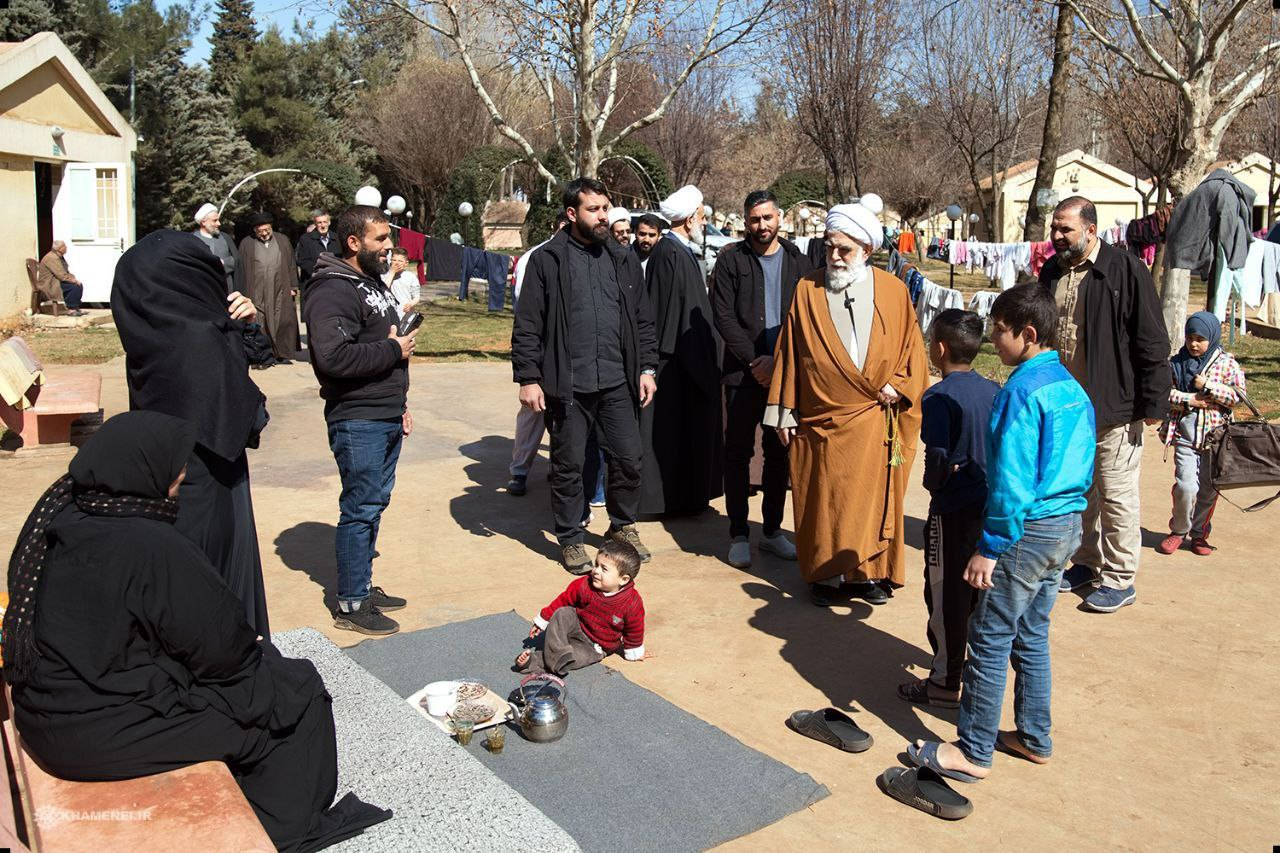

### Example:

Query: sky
xmin=169 ymin=0 xmax=339 ymax=65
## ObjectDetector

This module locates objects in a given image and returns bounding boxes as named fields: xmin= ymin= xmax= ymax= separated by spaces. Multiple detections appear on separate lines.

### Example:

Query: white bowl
xmin=423 ymin=680 xmax=459 ymax=716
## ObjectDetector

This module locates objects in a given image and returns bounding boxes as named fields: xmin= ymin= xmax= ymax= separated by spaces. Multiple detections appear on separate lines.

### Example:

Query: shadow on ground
xmin=276 ymin=521 xmax=339 ymax=611
xmin=449 ymin=435 xmax=563 ymax=562
xmin=743 ymin=579 xmax=946 ymax=749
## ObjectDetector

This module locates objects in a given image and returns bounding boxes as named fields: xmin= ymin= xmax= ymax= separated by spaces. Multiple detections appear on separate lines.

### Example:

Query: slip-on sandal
xmin=877 ymin=766 xmax=973 ymax=820
xmin=897 ymin=678 xmax=960 ymax=709
xmin=906 ymin=740 xmax=984 ymax=784
xmin=786 ymin=708 xmax=873 ymax=753
xmin=994 ymin=730 xmax=1051 ymax=765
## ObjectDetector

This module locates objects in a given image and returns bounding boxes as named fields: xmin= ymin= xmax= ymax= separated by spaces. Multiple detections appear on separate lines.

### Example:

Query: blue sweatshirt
xmin=921 ymin=370 xmax=1001 ymax=515
xmin=978 ymin=350 xmax=1096 ymax=559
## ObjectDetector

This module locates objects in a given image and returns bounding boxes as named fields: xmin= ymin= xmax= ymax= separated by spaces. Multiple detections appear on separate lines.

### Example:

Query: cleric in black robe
xmin=3 ymin=412 xmax=390 ymax=852
xmin=111 ymin=230 xmax=271 ymax=637
xmin=239 ymin=212 xmax=302 ymax=362
xmin=640 ymin=185 xmax=724 ymax=516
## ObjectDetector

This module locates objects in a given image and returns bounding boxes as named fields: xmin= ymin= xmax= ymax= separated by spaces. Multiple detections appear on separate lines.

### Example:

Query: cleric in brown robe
xmin=765 ymin=199 xmax=927 ymax=606
xmin=640 ymin=185 xmax=723 ymax=516
xmin=238 ymin=212 xmax=301 ymax=362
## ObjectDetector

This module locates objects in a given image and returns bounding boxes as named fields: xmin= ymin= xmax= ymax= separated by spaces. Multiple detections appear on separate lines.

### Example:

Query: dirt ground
xmin=3 ymin=357 xmax=1276 ymax=851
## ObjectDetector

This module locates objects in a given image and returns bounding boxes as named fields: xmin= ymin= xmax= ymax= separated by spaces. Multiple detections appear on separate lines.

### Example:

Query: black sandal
xmin=897 ymin=678 xmax=960 ymax=709
xmin=878 ymin=766 xmax=973 ymax=820
xmin=786 ymin=708 xmax=873 ymax=753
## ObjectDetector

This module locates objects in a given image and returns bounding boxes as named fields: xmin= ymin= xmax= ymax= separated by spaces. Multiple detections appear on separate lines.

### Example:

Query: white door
xmin=53 ymin=162 xmax=129 ymax=303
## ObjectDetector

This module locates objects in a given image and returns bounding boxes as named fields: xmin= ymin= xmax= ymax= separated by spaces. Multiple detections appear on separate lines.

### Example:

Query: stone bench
xmin=15 ymin=370 xmax=101 ymax=448
xmin=1 ymin=690 xmax=273 ymax=852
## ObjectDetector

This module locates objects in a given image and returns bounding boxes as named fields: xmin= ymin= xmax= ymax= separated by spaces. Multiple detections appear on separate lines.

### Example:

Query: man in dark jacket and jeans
xmin=712 ymin=189 xmax=812 ymax=569
xmin=1039 ymin=197 xmax=1170 ymax=614
xmin=512 ymin=177 xmax=659 ymax=574
xmin=303 ymin=205 xmax=418 ymax=635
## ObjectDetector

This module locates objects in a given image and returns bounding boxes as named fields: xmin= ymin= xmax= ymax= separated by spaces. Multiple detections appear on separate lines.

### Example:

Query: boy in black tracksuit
xmin=899 ymin=309 xmax=999 ymax=708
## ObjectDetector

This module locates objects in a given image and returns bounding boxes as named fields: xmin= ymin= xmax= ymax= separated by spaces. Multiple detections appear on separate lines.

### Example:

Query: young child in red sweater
xmin=515 ymin=540 xmax=648 ymax=675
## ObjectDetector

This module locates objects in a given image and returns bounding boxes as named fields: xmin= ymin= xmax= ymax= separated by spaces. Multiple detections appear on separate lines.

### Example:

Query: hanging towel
xmin=398 ymin=228 xmax=428 ymax=286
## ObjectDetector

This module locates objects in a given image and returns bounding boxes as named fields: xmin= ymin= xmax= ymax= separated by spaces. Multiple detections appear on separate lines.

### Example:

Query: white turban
xmin=608 ymin=206 xmax=631 ymax=226
xmin=659 ymin=185 xmax=703 ymax=223
xmin=825 ymin=202 xmax=883 ymax=251
xmin=194 ymin=203 xmax=218 ymax=225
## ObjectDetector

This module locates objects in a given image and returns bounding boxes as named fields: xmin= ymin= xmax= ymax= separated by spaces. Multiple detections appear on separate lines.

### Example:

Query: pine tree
xmin=209 ymin=0 xmax=257 ymax=87
xmin=0 ymin=0 xmax=56 ymax=42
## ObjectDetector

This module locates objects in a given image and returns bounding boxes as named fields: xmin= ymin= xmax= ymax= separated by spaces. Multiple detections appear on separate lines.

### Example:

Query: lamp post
xmin=458 ymin=201 xmax=474 ymax=246
xmin=946 ymin=204 xmax=963 ymax=289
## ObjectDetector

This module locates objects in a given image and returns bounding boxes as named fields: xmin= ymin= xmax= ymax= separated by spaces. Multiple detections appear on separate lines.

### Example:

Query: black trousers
xmin=545 ymin=383 xmax=642 ymax=546
xmin=923 ymin=503 xmax=984 ymax=691
xmin=724 ymin=381 xmax=788 ymax=538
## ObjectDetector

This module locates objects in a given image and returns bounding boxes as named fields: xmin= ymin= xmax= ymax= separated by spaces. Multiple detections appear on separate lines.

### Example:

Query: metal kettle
xmin=516 ymin=673 xmax=568 ymax=743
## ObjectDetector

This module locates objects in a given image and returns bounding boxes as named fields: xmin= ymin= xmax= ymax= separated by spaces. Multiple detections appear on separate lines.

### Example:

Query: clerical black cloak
xmin=239 ymin=232 xmax=302 ymax=359
xmin=639 ymin=234 xmax=724 ymax=515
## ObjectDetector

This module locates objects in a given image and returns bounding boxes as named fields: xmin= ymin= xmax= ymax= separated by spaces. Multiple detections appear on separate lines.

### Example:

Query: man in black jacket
xmin=295 ymin=210 xmax=337 ymax=290
xmin=712 ymin=190 xmax=813 ymax=569
xmin=1039 ymin=197 xmax=1170 ymax=614
xmin=512 ymin=177 xmax=659 ymax=573
xmin=303 ymin=205 xmax=418 ymax=635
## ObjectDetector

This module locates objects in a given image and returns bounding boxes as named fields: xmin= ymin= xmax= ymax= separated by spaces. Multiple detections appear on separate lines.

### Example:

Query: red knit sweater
xmin=537 ymin=577 xmax=645 ymax=655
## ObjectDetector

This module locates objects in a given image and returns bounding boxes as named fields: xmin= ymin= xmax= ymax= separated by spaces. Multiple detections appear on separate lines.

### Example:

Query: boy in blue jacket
xmin=909 ymin=283 xmax=1095 ymax=783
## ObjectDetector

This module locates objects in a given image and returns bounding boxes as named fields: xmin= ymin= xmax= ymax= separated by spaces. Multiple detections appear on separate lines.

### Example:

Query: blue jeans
xmin=328 ymin=417 xmax=403 ymax=603
xmin=957 ymin=513 xmax=1082 ymax=767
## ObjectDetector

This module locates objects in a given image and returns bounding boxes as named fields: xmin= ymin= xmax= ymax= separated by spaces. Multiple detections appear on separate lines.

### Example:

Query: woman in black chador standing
xmin=3 ymin=412 xmax=390 ymax=851
xmin=111 ymin=229 xmax=272 ymax=636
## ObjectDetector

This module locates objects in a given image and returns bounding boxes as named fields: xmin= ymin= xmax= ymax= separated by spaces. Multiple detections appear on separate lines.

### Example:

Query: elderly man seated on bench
xmin=36 ymin=241 xmax=87 ymax=316
xmin=4 ymin=412 xmax=390 ymax=850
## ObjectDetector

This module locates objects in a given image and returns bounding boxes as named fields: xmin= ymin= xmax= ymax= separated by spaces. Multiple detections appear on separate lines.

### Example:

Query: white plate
xmin=405 ymin=683 xmax=517 ymax=737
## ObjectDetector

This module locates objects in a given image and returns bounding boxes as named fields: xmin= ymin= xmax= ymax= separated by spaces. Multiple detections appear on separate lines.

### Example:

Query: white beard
xmin=825 ymin=261 xmax=868 ymax=292
xmin=686 ymin=225 xmax=705 ymax=248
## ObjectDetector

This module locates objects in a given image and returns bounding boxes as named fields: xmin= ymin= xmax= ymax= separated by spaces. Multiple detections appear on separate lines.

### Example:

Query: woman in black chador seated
xmin=4 ymin=412 xmax=389 ymax=852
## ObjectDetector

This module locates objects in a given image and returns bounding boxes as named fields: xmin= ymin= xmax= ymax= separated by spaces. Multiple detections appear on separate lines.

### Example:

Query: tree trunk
xmin=1022 ymin=0 xmax=1073 ymax=242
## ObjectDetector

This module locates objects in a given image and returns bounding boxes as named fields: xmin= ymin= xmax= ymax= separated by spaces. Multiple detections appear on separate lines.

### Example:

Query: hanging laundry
xmin=897 ymin=229 xmax=917 ymax=255
xmin=398 ymin=227 xmax=428 ymax=286
xmin=1029 ymin=241 xmax=1055 ymax=277
xmin=915 ymin=279 xmax=964 ymax=332
xmin=1239 ymin=238 xmax=1280 ymax=309
xmin=967 ymin=290 xmax=1000 ymax=330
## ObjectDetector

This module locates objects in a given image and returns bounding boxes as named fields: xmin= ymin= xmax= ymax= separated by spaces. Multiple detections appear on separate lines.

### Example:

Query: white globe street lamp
xmin=387 ymin=195 xmax=407 ymax=215
xmin=355 ymin=185 xmax=382 ymax=207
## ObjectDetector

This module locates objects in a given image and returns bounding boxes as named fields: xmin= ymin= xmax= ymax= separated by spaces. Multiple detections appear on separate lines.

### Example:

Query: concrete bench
xmin=17 ymin=370 xmax=101 ymax=448
xmin=1 ymin=692 xmax=273 ymax=852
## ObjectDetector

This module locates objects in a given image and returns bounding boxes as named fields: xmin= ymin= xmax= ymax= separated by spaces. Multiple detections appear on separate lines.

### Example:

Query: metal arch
xmin=220 ymin=168 xmax=304 ymax=214
xmin=600 ymin=154 xmax=662 ymax=208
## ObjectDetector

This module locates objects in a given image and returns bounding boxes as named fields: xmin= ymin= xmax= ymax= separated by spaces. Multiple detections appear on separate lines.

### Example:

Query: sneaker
xmin=759 ymin=531 xmax=798 ymax=560
xmin=561 ymin=543 xmax=592 ymax=574
xmin=1059 ymin=564 xmax=1097 ymax=593
xmin=728 ymin=536 xmax=752 ymax=568
xmin=1082 ymin=585 xmax=1136 ymax=613
xmin=1188 ymin=536 xmax=1214 ymax=556
xmin=507 ymin=475 xmax=527 ymax=496
xmin=606 ymin=524 xmax=651 ymax=562
xmin=368 ymin=586 xmax=406 ymax=611
xmin=333 ymin=602 xmax=400 ymax=635
xmin=1155 ymin=533 xmax=1186 ymax=555
xmin=844 ymin=581 xmax=889 ymax=605
xmin=589 ymin=497 xmax=607 ymax=508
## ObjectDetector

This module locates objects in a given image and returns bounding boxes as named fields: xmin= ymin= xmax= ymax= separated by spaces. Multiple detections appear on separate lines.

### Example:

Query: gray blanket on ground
xmin=344 ymin=611 xmax=829 ymax=853
xmin=272 ymin=628 xmax=579 ymax=853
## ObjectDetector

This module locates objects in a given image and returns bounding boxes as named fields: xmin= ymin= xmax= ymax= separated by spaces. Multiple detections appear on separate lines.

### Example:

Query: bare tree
xmin=365 ymin=55 xmax=497 ymax=227
xmin=638 ymin=56 xmax=737 ymax=188
xmin=1023 ymin=0 xmax=1075 ymax=242
xmin=1067 ymin=0 xmax=1280 ymax=341
xmin=917 ymin=0 xmax=1046 ymax=238
xmin=780 ymin=0 xmax=900 ymax=200
xmin=350 ymin=0 xmax=774 ymax=182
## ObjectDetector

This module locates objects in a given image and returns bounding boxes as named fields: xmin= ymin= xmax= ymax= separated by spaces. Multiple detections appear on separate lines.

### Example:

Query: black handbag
xmin=1204 ymin=392 xmax=1280 ymax=512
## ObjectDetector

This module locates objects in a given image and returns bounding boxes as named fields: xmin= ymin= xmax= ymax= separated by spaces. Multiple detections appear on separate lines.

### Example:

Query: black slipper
xmin=897 ymin=679 xmax=960 ymax=709
xmin=878 ymin=766 xmax=973 ymax=820
xmin=786 ymin=708 xmax=873 ymax=753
